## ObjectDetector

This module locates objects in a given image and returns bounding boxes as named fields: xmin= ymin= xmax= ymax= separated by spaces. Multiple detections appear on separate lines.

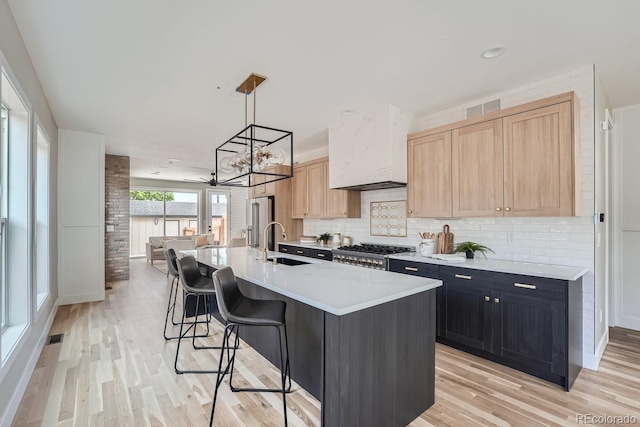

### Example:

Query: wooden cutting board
xmin=437 ymin=224 xmax=454 ymax=254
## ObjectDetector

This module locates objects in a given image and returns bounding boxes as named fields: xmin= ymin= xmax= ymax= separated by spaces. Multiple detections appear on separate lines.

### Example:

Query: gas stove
xmin=332 ymin=243 xmax=415 ymax=270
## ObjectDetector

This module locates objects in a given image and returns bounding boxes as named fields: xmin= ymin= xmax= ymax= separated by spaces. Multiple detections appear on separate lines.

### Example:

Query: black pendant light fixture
xmin=214 ymin=73 xmax=293 ymax=187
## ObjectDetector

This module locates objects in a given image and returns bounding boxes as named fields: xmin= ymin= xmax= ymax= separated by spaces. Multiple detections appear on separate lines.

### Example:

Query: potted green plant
xmin=317 ymin=232 xmax=332 ymax=246
xmin=453 ymin=241 xmax=495 ymax=259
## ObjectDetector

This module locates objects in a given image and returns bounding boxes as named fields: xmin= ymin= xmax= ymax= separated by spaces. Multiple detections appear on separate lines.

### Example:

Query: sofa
xmin=145 ymin=234 xmax=221 ymax=264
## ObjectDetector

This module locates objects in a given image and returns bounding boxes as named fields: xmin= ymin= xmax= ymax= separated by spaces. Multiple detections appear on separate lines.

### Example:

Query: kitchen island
xmin=180 ymin=247 xmax=442 ymax=427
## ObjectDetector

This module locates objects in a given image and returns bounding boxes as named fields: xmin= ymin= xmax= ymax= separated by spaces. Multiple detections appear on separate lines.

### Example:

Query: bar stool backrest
xmin=165 ymin=248 xmax=179 ymax=278
xmin=211 ymin=267 xmax=244 ymax=322
xmin=176 ymin=255 xmax=205 ymax=292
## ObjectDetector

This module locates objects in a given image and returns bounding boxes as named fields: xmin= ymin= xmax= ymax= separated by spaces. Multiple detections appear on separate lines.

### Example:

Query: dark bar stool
xmin=174 ymin=255 xmax=225 ymax=374
xmin=163 ymin=248 xmax=182 ymax=340
xmin=210 ymin=266 xmax=292 ymax=426
xmin=163 ymin=249 xmax=210 ymax=341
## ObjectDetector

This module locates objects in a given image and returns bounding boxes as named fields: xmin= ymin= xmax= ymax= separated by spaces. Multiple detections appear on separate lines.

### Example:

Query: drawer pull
xmin=455 ymin=274 xmax=472 ymax=280
xmin=296 ymin=250 xmax=304 ymax=254
xmin=514 ymin=283 xmax=537 ymax=290
xmin=281 ymin=248 xmax=288 ymax=252
xmin=317 ymin=253 xmax=325 ymax=257
xmin=405 ymin=267 xmax=419 ymax=272
xmin=494 ymin=298 xmax=500 ymax=303
xmin=484 ymin=296 xmax=490 ymax=302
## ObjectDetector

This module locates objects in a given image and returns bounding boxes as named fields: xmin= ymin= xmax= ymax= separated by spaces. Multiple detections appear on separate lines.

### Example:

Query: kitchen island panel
xmin=237 ymin=277 xmax=325 ymax=400
xmin=323 ymin=290 xmax=436 ymax=427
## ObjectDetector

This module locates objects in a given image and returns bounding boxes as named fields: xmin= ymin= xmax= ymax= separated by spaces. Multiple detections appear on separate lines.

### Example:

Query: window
xmin=1 ymin=64 xmax=32 ymax=363
xmin=35 ymin=124 xmax=50 ymax=310
xmin=129 ymin=189 xmax=200 ymax=256
xmin=0 ymin=104 xmax=7 ymax=333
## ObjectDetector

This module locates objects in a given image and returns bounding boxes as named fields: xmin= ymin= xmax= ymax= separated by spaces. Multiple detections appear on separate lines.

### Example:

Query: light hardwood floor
xmin=11 ymin=259 xmax=640 ymax=426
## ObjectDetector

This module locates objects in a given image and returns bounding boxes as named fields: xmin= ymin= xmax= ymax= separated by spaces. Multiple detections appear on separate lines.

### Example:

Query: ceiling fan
xmin=183 ymin=172 xmax=217 ymax=186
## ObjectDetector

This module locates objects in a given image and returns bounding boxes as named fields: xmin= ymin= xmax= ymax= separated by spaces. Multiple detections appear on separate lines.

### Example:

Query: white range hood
xmin=329 ymin=105 xmax=414 ymax=191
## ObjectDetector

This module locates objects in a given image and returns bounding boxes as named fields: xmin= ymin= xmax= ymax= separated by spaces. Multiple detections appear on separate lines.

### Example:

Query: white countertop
xmin=179 ymin=247 xmax=441 ymax=316
xmin=388 ymin=253 xmax=588 ymax=281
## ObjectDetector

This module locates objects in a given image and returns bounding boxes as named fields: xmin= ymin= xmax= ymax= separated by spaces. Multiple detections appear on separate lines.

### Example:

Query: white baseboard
xmin=57 ymin=291 xmax=105 ymax=306
xmin=583 ymin=329 xmax=610 ymax=371
xmin=0 ymin=303 xmax=58 ymax=427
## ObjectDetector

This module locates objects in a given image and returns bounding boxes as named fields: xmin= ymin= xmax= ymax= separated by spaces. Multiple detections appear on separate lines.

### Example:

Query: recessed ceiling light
xmin=158 ymin=165 xmax=169 ymax=169
xmin=481 ymin=46 xmax=507 ymax=59
xmin=168 ymin=158 xmax=181 ymax=164
xmin=341 ymin=110 xmax=355 ymax=115
xmin=150 ymin=171 xmax=160 ymax=175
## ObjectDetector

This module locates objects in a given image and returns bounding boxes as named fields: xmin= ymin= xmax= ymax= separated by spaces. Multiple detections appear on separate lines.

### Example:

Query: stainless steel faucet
xmin=263 ymin=221 xmax=287 ymax=262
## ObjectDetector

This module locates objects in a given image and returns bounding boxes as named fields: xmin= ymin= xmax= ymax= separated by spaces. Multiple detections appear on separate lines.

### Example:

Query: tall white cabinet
xmin=58 ymin=130 xmax=105 ymax=304
xmin=613 ymin=105 xmax=640 ymax=331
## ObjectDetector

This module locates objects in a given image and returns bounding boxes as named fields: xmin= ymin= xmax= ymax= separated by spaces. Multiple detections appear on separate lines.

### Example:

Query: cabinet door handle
xmin=514 ymin=283 xmax=537 ymax=290
xmin=405 ymin=267 xmax=419 ymax=272
xmin=484 ymin=296 xmax=490 ymax=302
xmin=494 ymin=298 xmax=500 ymax=303
xmin=455 ymin=274 xmax=472 ymax=280
xmin=496 ymin=207 xmax=502 ymax=211
xmin=296 ymin=250 xmax=304 ymax=254
xmin=505 ymin=207 xmax=511 ymax=211
xmin=317 ymin=253 xmax=325 ymax=257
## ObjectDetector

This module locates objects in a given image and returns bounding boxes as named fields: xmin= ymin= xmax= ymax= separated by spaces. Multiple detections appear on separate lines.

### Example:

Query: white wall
xmin=0 ymin=0 xmax=58 ymax=425
xmin=612 ymin=105 xmax=640 ymax=330
xmin=305 ymin=65 xmax=598 ymax=362
xmin=58 ymin=130 xmax=105 ymax=305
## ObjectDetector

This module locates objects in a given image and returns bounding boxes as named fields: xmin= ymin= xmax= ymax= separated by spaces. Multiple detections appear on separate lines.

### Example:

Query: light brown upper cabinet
xmin=408 ymin=92 xmax=579 ymax=218
xmin=251 ymin=172 xmax=275 ymax=197
xmin=323 ymin=161 xmax=361 ymax=218
xmin=292 ymin=157 xmax=361 ymax=219
xmin=407 ymin=131 xmax=452 ymax=217
xmin=292 ymin=161 xmax=325 ymax=219
xmin=452 ymin=119 xmax=504 ymax=217
xmin=503 ymin=101 xmax=574 ymax=216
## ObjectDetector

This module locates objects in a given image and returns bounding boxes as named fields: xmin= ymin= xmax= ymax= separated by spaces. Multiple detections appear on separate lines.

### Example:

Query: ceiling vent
xmin=466 ymin=99 xmax=501 ymax=119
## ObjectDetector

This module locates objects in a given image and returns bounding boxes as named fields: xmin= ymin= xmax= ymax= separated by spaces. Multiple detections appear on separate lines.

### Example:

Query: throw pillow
xmin=195 ymin=235 xmax=208 ymax=248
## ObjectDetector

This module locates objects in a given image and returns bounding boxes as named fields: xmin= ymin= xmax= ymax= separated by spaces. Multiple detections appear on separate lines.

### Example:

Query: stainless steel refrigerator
xmin=246 ymin=196 xmax=275 ymax=251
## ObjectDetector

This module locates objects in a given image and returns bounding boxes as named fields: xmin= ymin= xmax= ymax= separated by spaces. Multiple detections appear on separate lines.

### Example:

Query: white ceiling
xmin=7 ymin=0 xmax=640 ymax=182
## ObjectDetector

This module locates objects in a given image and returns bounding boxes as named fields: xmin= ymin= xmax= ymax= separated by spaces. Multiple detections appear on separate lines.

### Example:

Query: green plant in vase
xmin=317 ymin=232 xmax=332 ymax=246
xmin=453 ymin=241 xmax=495 ymax=259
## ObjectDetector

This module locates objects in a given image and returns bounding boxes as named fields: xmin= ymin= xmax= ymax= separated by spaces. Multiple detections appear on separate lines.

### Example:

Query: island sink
xmin=267 ymin=257 xmax=310 ymax=266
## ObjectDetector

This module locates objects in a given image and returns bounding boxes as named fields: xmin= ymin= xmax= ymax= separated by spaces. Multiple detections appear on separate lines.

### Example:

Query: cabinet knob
xmin=343 ymin=211 xmax=347 ymax=215
xmin=494 ymin=297 xmax=500 ymax=303
xmin=408 ymin=209 xmax=413 ymax=213
xmin=484 ymin=296 xmax=490 ymax=302
xmin=505 ymin=207 xmax=511 ymax=211
xmin=496 ymin=207 xmax=502 ymax=211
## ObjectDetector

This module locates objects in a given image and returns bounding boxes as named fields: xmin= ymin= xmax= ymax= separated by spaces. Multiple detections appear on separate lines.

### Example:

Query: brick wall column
xmin=105 ymin=154 xmax=130 ymax=282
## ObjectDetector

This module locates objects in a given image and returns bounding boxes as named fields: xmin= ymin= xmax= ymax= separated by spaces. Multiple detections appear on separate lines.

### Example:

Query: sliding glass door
xmin=129 ymin=189 xmax=199 ymax=256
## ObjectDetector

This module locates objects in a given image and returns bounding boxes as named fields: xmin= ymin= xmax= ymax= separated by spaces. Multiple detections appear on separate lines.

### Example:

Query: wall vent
xmin=466 ymin=99 xmax=501 ymax=118
xmin=47 ymin=333 xmax=64 ymax=345
xmin=466 ymin=104 xmax=483 ymax=118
